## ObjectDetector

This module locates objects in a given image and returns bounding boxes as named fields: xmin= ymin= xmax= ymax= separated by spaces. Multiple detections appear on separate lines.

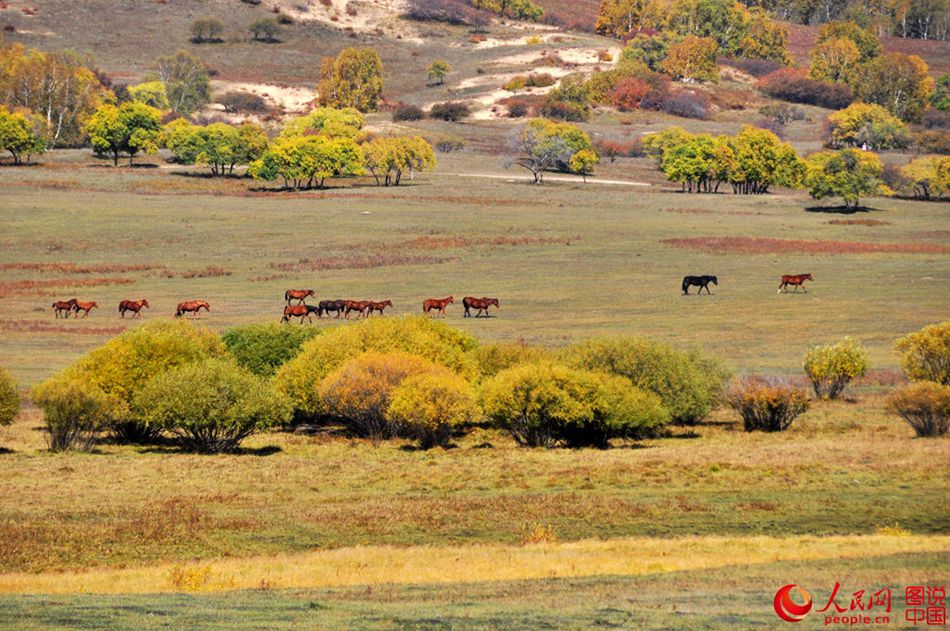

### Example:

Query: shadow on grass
xmin=0 ymin=447 xmax=14 ymax=454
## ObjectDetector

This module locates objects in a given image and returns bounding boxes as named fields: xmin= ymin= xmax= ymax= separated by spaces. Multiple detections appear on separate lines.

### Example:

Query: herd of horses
xmin=49 ymin=274 xmax=814 ymax=321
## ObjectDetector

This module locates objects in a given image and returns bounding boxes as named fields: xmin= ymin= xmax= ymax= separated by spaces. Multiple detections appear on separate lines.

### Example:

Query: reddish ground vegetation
xmin=661 ymin=236 xmax=950 ymax=255
xmin=270 ymin=254 xmax=456 ymax=272
xmin=0 ymin=277 xmax=135 ymax=298
xmin=162 ymin=267 xmax=232 ymax=279
xmin=0 ymin=262 xmax=163 ymax=274
xmin=400 ymin=235 xmax=579 ymax=249
xmin=0 ymin=319 xmax=126 ymax=335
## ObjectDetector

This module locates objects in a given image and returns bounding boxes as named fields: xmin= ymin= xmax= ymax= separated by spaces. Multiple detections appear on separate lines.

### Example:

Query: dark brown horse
xmin=463 ymin=296 xmax=499 ymax=318
xmin=175 ymin=300 xmax=210 ymax=319
xmin=778 ymin=273 xmax=813 ymax=294
xmin=281 ymin=304 xmax=319 ymax=324
xmin=52 ymin=298 xmax=77 ymax=319
xmin=423 ymin=296 xmax=453 ymax=317
xmin=72 ymin=301 xmax=98 ymax=318
xmin=367 ymin=300 xmax=393 ymax=316
xmin=344 ymin=300 xmax=371 ymax=319
xmin=318 ymin=300 xmax=347 ymax=318
xmin=682 ymin=275 xmax=717 ymax=295
xmin=285 ymin=289 xmax=315 ymax=305
xmin=118 ymin=299 xmax=150 ymax=318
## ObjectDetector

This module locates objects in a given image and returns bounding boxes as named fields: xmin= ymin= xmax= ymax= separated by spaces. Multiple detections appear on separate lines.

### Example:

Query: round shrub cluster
xmin=31 ymin=376 xmax=116 ymax=451
xmin=0 ymin=367 xmax=19 ymax=427
xmin=887 ymin=381 xmax=950 ymax=437
xmin=222 ymin=322 xmax=320 ymax=377
xmin=896 ymin=321 xmax=950 ymax=385
xmin=802 ymin=337 xmax=869 ymax=400
xmin=388 ymin=372 xmax=477 ymax=449
xmin=480 ymin=363 xmax=669 ymax=448
xmin=563 ymin=337 xmax=727 ymax=425
xmin=726 ymin=376 xmax=810 ymax=432
xmin=134 ymin=359 xmax=291 ymax=453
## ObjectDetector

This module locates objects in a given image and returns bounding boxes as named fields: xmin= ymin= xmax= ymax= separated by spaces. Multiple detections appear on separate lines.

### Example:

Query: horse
xmin=175 ymin=300 xmax=210 ymax=319
xmin=285 ymin=289 xmax=315 ymax=305
xmin=318 ymin=300 xmax=347 ymax=319
xmin=71 ymin=301 xmax=98 ymax=318
xmin=281 ymin=304 xmax=319 ymax=324
xmin=423 ymin=296 xmax=454 ymax=317
xmin=344 ymin=300 xmax=371 ymax=319
xmin=367 ymin=300 xmax=393 ymax=316
xmin=682 ymin=275 xmax=717 ymax=295
xmin=118 ymin=299 xmax=150 ymax=318
xmin=52 ymin=298 xmax=77 ymax=319
xmin=778 ymin=273 xmax=813 ymax=294
xmin=463 ymin=296 xmax=499 ymax=318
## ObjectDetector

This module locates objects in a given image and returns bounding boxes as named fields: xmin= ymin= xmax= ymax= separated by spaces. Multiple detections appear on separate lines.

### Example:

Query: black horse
xmin=318 ymin=300 xmax=347 ymax=318
xmin=682 ymin=275 xmax=717 ymax=295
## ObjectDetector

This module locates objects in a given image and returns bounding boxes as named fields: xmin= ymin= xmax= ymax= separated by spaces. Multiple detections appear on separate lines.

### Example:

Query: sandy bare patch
xmin=211 ymin=81 xmax=315 ymax=115
xmin=278 ymin=0 xmax=423 ymax=44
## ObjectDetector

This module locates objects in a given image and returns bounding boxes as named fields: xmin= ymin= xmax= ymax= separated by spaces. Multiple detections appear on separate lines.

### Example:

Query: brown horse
xmin=72 ymin=301 xmax=98 ymax=318
xmin=778 ymin=273 xmax=813 ymax=294
xmin=344 ymin=300 xmax=371 ymax=319
xmin=423 ymin=296 xmax=453 ymax=317
xmin=285 ymin=289 xmax=315 ymax=305
xmin=367 ymin=300 xmax=393 ymax=316
xmin=463 ymin=296 xmax=499 ymax=318
xmin=118 ymin=299 xmax=150 ymax=318
xmin=281 ymin=304 xmax=319 ymax=324
xmin=175 ymin=300 xmax=210 ymax=319
xmin=52 ymin=298 xmax=78 ymax=319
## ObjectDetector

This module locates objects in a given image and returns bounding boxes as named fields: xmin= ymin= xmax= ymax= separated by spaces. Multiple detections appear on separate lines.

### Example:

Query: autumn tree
xmin=727 ymin=125 xmax=803 ymax=194
xmin=84 ymin=101 xmax=162 ymax=166
xmin=279 ymin=106 xmax=364 ymax=139
xmin=816 ymin=21 xmax=881 ymax=62
xmin=0 ymin=105 xmax=46 ymax=164
xmin=471 ymin=0 xmax=543 ymax=21
xmin=803 ymin=149 xmax=890 ymax=209
xmin=248 ymin=135 xmax=363 ymax=189
xmin=826 ymin=102 xmax=911 ymax=149
xmin=0 ymin=45 xmax=103 ymax=147
xmin=807 ymin=37 xmax=860 ymax=84
xmin=595 ymin=0 xmax=666 ymax=39
xmin=666 ymin=0 xmax=749 ymax=56
xmin=570 ymin=148 xmax=600 ymax=182
xmin=427 ymin=60 xmax=452 ymax=86
xmin=739 ymin=7 xmax=790 ymax=63
xmin=660 ymin=35 xmax=719 ymax=83
xmin=156 ymin=50 xmax=211 ymax=116
xmin=855 ymin=52 xmax=934 ymax=123
xmin=933 ymin=75 xmax=950 ymax=111
xmin=362 ymin=136 xmax=436 ymax=186
xmin=318 ymin=48 xmax=383 ymax=112
xmin=249 ymin=17 xmax=281 ymax=42
xmin=127 ymin=81 xmax=169 ymax=110
xmin=901 ymin=155 xmax=950 ymax=200
xmin=621 ymin=34 xmax=671 ymax=71
xmin=163 ymin=119 xmax=268 ymax=175
xmin=510 ymin=118 xmax=594 ymax=184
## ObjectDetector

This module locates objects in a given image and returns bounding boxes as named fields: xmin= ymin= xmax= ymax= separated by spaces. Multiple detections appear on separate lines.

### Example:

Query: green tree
xmin=727 ymin=125 xmax=803 ymax=194
xmin=739 ymin=7 xmax=790 ymax=63
xmin=816 ymin=20 xmax=881 ymax=62
xmin=127 ymin=81 xmax=169 ymax=110
xmin=317 ymin=47 xmax=383 ymax=112
xmin=826 ymin=102 xmax=910 ymax=149
xmin=278 ymin=107 xmax=364 ymax=139
xmin=621 ymin=33 xmax=671 ymax=71
xmin=0 ymin=105 xmax=46 ymax=164
xmin=511 ymin=118 xmax=594 ymax=184
xmin=248 ymin=134 xmax=364 ymax=189
xmin=808 ymin=37 xmax=861 ymax=84
xmin=855 ymin=52 xmax=934 ymax=123
xmin=595 ymin=0 xmax=667 ymax=39
xmin=933 ymin=75 xmax=950 ymax=111
xmin=804 ymin=148 xmax=891 ymax=209
xmin=85 ymin=101 xmax=162 ymax=166
xmin=660 ymin=35 xmax=719 ymax=83
xmin=156 ymin=50 xmax=211 ymax=116
xmin=362 ymin=136 xmax=436 ymax=186
xmin=427 ymin=59 xmax=452 ymax=86
xmin=472 ymin=0 xmax=543 ymax=21
xmin=191 ymin=17 xmax=224 ymax=43
xmin=249 ymin=17 xmax=281 ymax=42
xmin=666 ymin=0 xmax=749 ymax=56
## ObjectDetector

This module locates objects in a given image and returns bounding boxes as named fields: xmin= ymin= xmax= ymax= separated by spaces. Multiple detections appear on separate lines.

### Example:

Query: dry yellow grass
xmin=1 ymin=534 xmax=947 ymax=595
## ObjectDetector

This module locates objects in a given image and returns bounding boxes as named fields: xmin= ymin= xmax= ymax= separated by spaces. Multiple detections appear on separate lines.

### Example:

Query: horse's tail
xmin=284 ymin=289 xmax=290 ymax=303
xmin=681 ymin=278 xmax=689 ymax=292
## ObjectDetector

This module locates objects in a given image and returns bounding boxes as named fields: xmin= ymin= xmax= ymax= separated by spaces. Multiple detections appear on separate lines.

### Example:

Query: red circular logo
xmin=774 ymin=584 xmax=813 ymax=623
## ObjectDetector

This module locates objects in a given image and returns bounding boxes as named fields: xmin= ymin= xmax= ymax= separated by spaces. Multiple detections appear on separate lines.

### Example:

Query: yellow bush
xmin=275 ymin=316 xmax=477 ymax=420
xmin=887 ymin=381 xmax=950 ymax=437
xmin=802 ymin=337 xmax=869 ymax=399
xmin=388 ymin=372 xmax=478 ymax=449
xmin=31 ymin=376 xmax=117 ymax=450
xmin=319 ymin=351 xmax=445 ymax=440
xmin=468 ymin=342 xmax=551 ymax=380
xmin=896 ymin=321 xmax=950 ymax=385
xmin=726 ymin=376 xmax=809 ymax=432
xmin=0 ymin=367 xmax=19 ymax=427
